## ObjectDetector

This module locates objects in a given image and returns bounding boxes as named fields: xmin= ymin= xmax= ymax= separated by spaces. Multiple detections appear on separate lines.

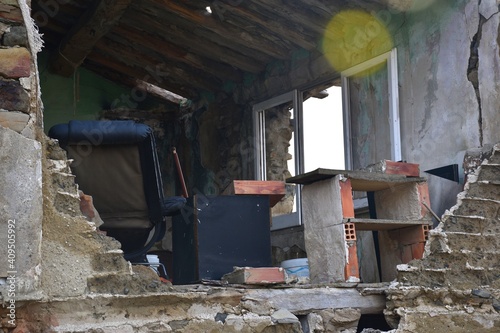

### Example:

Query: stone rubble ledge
xmin=0 ymin=285 xmax=386 ymax=332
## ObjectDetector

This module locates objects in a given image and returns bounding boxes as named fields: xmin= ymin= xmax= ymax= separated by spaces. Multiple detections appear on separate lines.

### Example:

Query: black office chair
xmin=49 ymin=120 xmax=186 ymax=262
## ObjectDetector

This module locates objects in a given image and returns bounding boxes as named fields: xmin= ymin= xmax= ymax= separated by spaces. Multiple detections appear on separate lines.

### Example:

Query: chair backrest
xmin=49 ymin=120 xmax=166 ymax=231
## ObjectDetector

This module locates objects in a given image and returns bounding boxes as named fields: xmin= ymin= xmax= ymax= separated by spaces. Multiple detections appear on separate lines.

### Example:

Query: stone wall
xmin=0 ymin=0 xmax=43 ymax=300
xmin=385 ymin=144 xmax=500 ymax=332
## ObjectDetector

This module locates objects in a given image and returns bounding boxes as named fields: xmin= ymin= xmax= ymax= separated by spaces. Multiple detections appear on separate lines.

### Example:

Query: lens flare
xmin=322 ymin=10 xmax=393 ymax=74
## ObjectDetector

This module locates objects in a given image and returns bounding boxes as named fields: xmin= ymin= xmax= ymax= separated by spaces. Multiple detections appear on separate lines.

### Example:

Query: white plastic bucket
xmin=281 ymin=258 xmax=309 ymax=278
xmin=146 ymin=254 xmax=160 ymax=273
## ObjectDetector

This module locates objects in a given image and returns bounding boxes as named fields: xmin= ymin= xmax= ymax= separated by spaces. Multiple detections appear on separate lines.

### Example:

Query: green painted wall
xmin=39 ymin=51 xmax=162 ymax=133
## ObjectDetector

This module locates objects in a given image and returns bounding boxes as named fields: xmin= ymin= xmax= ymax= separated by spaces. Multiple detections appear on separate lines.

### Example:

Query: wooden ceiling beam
xmin=211 ymin=2 xmax=317 ymax=50
xmin=94 ymin=36 xmax=223 ymax=93
xmin=122 ymin=11 xmax=266 ymax=73
xmin=111 ymin=24 xmax=243 ymax=83
xmin=86 ymin=52 xmax=199 ymax=100
xmin=92 ymin=37 xmax=223 ymax=96
xmin=50 ymin=0 xmax=132 ymax=77
xmin=145 ymin=0 xmax=291 ymax=60
xmin=247 ymin=0 xmax=328 ymax=35
xmin=83 ymin=63 xmax=184 ymax=106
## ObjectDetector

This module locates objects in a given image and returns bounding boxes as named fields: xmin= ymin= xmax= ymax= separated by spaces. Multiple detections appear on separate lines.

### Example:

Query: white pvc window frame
xmin=253 ymin=90 xmax=303 ymax=229
xmin=341 ymin=48 xmax=401 ymax=170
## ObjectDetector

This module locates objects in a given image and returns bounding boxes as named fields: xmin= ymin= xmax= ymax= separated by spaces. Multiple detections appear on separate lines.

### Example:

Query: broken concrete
xmin=386 ymin=144 xmax=500 ymax=332
xmin=0 ymin=125 xmax=42 ymax=297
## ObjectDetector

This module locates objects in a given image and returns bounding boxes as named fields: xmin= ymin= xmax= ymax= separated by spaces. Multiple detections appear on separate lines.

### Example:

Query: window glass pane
xmin=303 ymin=86 xmax=344 ymax=173
xmin=348 ymin=62 xmax=390 ymax=170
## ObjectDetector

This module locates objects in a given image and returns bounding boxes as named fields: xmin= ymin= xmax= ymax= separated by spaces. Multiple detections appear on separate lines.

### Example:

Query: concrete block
xmin=374 ymin=183 xmax=426 ymax=220
xmin=453 ymin=197 xmax=500 ymax=219
xmin=466 ymin=181 xmax=500 ymax=201
xmin=445 ymin=233 xmax=500 ymax=252
xmin=302 ymin=176 xmax=346 ymax=283
xmin=441 ymin=215 xmax=499 ymax=235
xmin=0 ymin=126 xmax=42 ymax=295
xmin=478 ymin=164 xmax=500 ymax=182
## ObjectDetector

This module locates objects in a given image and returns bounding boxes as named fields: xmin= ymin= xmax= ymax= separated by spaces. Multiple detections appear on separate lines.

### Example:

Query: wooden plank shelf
xmin=287 ymin=168 xmax=426 ymax=191
xmin=343 ymin=218 xmax=432 ymax=231
xmin=222 ymin=180 xmax=286 ymax=207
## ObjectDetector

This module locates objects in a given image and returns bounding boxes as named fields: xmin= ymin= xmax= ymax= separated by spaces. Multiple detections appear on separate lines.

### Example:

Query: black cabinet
xmin=172 ymin=195 xmax=271 ymax=284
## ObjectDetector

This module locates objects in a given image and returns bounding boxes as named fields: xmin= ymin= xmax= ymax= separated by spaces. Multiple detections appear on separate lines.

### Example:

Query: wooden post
xmin=172 ymin=147 xmax=188 ymax=198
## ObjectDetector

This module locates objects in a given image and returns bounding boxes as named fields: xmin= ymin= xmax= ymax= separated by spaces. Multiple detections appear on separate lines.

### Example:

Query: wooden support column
xmin=51 ymin=0 xmax=132 ymax=76
xmin=301 ymin=176 xmax=347 ymax=284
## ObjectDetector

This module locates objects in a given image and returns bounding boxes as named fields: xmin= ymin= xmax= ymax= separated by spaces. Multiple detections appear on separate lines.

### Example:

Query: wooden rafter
xmin=86 ymin=52 xmax=199 ymax=100
xmin=50 ymin=0 xmax=132 ymax=76
xmin=123 ymin=10 xmax=266 ymax=73
xmin=144 ymin=0 xmax=290 ymax=60
xmin=93 ymin=37 xmax=223 ymax=92
xmin=111 ymin=24 xmax=243 ymax=83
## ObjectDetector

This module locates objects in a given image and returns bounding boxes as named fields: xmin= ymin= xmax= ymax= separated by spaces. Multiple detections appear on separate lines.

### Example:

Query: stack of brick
xmin=385 ymin=144 xmax=500 ymax=332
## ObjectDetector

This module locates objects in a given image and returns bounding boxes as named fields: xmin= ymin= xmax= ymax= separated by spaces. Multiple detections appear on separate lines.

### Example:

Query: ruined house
xmin=0 ymin=0 xmax=499 ymax=332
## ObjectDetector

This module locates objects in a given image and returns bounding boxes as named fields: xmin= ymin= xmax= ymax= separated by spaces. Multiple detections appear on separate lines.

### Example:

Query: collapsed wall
xmin=386 ymin=144 xmax=500 ymax=332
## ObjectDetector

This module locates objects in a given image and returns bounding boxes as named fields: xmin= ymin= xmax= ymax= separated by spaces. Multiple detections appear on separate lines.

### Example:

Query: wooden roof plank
xmin=149 ymin=0 xmax=292 ymax=60
xmin=93 ymin=38 xmax=221 ymax=93
xmin=50 ymin=0 xmax=133 ymax=77
xmin=122 ymin=10 xmax=266 ymax=73
xmin=86 ymin=52 xmax=199 ymax=100
xmin=110 ymin=24 xmax=243 ymax=83
xmin=212 ymin=2 xmax=317 ymax=50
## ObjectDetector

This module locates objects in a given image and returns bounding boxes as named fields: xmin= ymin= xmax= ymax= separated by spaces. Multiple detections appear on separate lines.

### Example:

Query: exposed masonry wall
xmin=0 ymin=0 xmax=43 ymax=300
xmin=1 ymin=1 xmax=500 ymax=332
xmin=385 ymin=144 xmax=500 ymax=332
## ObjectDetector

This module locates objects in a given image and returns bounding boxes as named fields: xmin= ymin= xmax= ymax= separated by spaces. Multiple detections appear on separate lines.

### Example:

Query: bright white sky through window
xmin=295 ymin=86 xmax=345 ymax=173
